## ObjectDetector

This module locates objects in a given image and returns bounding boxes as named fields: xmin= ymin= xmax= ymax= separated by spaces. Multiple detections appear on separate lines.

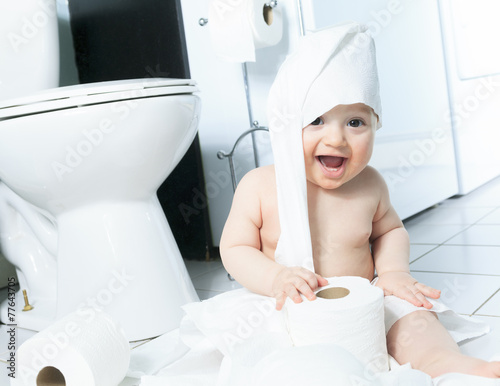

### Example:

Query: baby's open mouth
xmin=317 ymin=155 xmax=345 ymax=171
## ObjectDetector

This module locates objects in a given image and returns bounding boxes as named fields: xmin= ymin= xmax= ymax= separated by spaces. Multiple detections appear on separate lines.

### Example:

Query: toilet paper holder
xmin=217 ymin=123 xmax=269 ymax=192
xmin=198 ymin=0 xmax=278 ymax=26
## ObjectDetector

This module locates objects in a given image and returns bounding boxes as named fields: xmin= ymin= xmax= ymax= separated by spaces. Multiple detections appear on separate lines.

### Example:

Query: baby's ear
xmin=372 ymin=110 xmax=380 ymax=128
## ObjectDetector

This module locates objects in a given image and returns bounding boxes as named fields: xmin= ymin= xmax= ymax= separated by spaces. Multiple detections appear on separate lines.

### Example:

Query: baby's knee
xmin=390 ymin=310 xmax=438 ymax=334
xmin=403 ymin=310 xmax=438 ymax=331
xmin=387 ymin=310 xmax=438 ymax=353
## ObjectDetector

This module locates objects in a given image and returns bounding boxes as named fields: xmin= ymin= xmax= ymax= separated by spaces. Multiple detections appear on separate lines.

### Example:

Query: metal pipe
xmin=297 ymin=0 xmax=305 ymax=36
xmin=241 ymin=62 xmax=260 ymax=168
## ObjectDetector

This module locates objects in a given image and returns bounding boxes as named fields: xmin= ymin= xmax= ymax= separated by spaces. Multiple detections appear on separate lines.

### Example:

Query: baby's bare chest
xmin=260 ymin=191 xmax=378 ymax=256
xmin=309 ymin=197 xmax=376 ymax=249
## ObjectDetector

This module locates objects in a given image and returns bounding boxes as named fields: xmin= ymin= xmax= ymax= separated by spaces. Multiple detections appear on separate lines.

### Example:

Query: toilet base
xmin=56 ymin=198 xmax=200 ymax=341
xmin=0 ymin=291 xmax=56 ymax=332
xmin=0 ymin=197 xmax=199 ymax=341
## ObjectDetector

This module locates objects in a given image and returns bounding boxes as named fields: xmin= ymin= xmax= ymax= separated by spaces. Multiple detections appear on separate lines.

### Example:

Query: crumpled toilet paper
xmin=16 ymin=308 xmax=130 ymax=386
xmin=128 ymin=287 xmax=495 ymax=386
xmin=249 ymin=343 xmax=382 ymax=386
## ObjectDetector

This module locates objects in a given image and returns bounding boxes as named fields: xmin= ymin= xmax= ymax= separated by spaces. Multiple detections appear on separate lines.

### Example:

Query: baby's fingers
xmin=275 ymin=292 xmax=286 ymax=311
xmin=316 ymin=274 xmax=329 ymax=287
xmin=395 ymin=286 xmax=431 ymax=309
xmin=295 ymin=278 xmax=317 ymax=302
xmin=275 ymin=288 xmax=302 ymax=311
xmin=415 ymin=282 xmax=441 ymax=299
xmin=414 ymin=291 xmax=433 ymax=309
xmin=300 ymin=269 xmax=329 ymax=294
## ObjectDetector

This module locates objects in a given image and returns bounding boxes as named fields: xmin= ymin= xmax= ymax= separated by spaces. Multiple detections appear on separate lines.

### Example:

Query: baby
xmin=220 ymin=22 xmax=500 ymax=379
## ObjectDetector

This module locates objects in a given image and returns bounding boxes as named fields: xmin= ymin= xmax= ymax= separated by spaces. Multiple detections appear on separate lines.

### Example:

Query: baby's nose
xmin=323 ymin=125 xmax=346 ymax=147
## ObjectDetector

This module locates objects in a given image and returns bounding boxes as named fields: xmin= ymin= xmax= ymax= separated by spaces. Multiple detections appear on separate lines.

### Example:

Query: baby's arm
xmin=370 ymin=171 xmax=440 ymax=308
xmin=220 ymin=168 xmax=327 ymax=310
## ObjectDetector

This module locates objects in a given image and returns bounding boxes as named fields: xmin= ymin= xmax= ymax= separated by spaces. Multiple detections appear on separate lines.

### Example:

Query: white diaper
xmin=383 ymin=293 xmax=489 ymax=343
xmin=370 ymin=277 xmax=489 ymax=341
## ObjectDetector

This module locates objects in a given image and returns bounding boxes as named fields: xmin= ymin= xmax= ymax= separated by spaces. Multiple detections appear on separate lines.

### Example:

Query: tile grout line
xmin=438 ymin=223 xmax=476 ymax=245
xmin=409 ymin=245 xmax=440 ymax=265
xmin=407 ymin=202 xmax=500 ymax=316
xmin=471 ymin=287 xmax=500 ymax=316
xmin=473 ymin=207 xmax=500 ymax=224
xmin=409 ymin=200 xmax=499 ymax=243
xmin=441 ymin=205 xmax=500 ymax=245
xmin=407 ymin=200 xmax=500 ymax=304
xmin=458 ymin=312 xmax=500 ymax=318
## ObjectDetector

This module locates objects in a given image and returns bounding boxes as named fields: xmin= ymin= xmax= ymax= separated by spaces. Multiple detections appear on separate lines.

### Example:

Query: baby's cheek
xmin=360 ymin=141 xmax=375 ymax=159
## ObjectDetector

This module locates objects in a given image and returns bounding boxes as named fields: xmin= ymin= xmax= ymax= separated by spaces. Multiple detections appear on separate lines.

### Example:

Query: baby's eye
xmin=311 ymin=117 xmax=324 ymax=126
xmin=348 ymin=119 xmax=364 ymax=128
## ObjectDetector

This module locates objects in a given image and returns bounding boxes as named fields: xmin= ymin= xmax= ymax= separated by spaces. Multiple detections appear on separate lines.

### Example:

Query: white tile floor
xmin=1 ymin=176 xmax=500 ymax=384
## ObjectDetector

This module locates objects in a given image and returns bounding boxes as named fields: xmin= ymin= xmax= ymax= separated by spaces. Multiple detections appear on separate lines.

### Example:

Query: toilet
xmin=0 ymin=0 xmax=59 ymax=100
xmin=0 ymin=1 xmax=200 ymax=341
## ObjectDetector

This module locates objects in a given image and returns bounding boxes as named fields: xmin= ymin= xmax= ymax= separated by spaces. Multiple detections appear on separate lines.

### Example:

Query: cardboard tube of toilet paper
xmin=285 ymin=276 xmax=389 ymax=373
xmin=16 ymin=308 xmax=130 ymax=386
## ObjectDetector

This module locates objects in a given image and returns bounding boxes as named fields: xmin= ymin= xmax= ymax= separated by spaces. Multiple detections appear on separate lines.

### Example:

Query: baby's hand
xmin=375 ymin=271 xmax=441 ymax=309
xmin=272 ymin=266 xmax=329 ymax=311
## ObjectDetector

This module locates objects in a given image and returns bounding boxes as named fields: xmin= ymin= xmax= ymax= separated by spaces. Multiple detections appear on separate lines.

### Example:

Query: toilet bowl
xmin=0 ymin=78 xmax=201 ymax=340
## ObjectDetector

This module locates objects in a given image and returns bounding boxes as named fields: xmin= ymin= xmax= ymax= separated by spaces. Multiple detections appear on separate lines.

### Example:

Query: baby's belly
xmin=313 ymin=247 xmax=374 ymax=281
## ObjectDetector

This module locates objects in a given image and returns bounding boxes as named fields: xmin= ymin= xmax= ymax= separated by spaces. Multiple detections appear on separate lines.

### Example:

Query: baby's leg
xmin=387 ymin=310 xmax=500 ymax=378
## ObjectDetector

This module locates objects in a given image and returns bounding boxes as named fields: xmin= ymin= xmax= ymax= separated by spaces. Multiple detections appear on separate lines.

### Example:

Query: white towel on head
xmin=266 ymin=21 xmax=382 ymax=271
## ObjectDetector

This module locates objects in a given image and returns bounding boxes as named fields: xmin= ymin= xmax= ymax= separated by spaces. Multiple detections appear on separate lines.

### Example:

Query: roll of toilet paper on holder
xmin=285 ymin=276 xmax=389 ymax=373
xmin=208 ymin=0 xmax=283 ymax=62
xmin=16 ymin=308 xmax=130 ymax=386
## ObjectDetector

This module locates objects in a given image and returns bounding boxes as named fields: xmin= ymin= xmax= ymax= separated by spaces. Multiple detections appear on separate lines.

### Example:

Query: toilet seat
xmin=0 ymin=78 xmax=198 ymax=119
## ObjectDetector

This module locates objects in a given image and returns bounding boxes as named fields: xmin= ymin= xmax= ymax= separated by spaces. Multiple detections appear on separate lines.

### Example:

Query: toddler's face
xmin=302 ymin=103 xmax=378 ymax=190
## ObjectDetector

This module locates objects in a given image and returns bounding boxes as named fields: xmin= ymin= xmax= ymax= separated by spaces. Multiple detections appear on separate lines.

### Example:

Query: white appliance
xmin=439 ymin=0 xmax=500 ymax=194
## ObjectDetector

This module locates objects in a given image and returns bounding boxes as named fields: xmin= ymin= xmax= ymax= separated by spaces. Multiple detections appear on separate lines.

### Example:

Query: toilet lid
xmin=0 ymin=78 xmax=198 ymax=119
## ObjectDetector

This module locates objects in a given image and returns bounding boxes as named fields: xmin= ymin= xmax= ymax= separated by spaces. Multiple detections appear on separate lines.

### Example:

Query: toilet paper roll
xmin=208 ymin=0 xmax=283 ymax=62
xmin=16 ymin=308 xmax=130 ymax=386
xmin=285 ymin=276 xmax=389 ymax=373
